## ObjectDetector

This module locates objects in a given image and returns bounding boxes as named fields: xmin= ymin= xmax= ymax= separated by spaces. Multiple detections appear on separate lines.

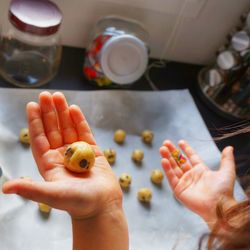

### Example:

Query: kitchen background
xmin=1 ymin=0 xmax=249 ymax=64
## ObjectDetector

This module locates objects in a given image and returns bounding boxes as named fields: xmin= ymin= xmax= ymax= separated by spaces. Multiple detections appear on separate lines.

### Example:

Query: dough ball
xmin=137 ymin=188 xmax=152 ymax=202
xmin=119 ymin=173 xmax=132 ymax=189
xmin=103 ymin=148 xmax=116 ymax=165
xmin=132 ymin=149 xmax=144 ymax=163
xmin=150 ymin=169 xmax=164 ymax=184
xmin=141 ymin=130 xmax=154 ymax=144
xmin=38 ymin=203 xmax=51 ymax=213
xmin=19 ymin=128 xmax=30 ymax=144
xmin=64 ymin=141 xmax=95 ymax=173
xmin=114 ymin=129 xmax=126 ymax=144
xmin=20 ymin=176 xmax=32 ymax=181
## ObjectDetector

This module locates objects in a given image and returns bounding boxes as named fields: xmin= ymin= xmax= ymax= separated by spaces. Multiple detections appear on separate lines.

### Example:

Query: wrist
xmin=204 ymin=197 xmax=238 ymax=231
xmin=71 ymin=197 xmax=124 ymax=223
xmin=68 ymin=182 xmax=124 ymax=221
xmin=71 ymin=199 xmax=129 ymax=250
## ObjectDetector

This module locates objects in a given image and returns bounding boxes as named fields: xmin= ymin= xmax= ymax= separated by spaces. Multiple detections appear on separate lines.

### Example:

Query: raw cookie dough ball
xmin=19 ymin=128 xmax=30 ymax=144
xmin=20 ymin=176 xmax=32 ymax=181
xmin=38 ymin=203 xmax=52 ymax=213
xmin=114 ymin=129 xmax=126 ymax=144
xmin=141 ymin=130 xmax=154 ymax=144
xmin=150 ymin=169 xmax=164 ymax=185
xmin=119 ymin=173 xmax=132 ymax=189
xmin=64 ymin=141 xmax=95 ymax=173
xmin=103 ymin=148 xmax=116 ymax=165
xmin=137 ymin=188 xmax=152 ymax=202
xmin=132 ymin=149 xmax=144 ymax=163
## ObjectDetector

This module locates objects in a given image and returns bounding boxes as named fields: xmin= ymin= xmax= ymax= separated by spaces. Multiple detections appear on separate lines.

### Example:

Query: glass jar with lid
xmin=0 ymin=0 xmax=63 ymax=88
xmin=83 ymin=16 xmax=149 ymax=87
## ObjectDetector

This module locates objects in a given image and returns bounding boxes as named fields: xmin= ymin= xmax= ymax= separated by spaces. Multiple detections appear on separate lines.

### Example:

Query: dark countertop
xmin=0 ymin=46 xmax=249 ymax=188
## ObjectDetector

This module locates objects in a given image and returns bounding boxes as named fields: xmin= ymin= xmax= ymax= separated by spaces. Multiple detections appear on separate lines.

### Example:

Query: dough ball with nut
xmin=114 ymin=129 xmax=126 ymax=144
xmin=141 ymin=130 xmax=154 ymax=144
xmin=150 ymin=169 xmax=164 ymax=185
xmin=38 ymin=203 xmax=52 ymax=213
xmin=132 ymin=149 xmax=144 ymax=163
xmin=119 ymin=173 xmax=132 ymax=189
xmin=19 ymin=128 xmax=30 ymax=144
xmin=64 ymin=141 xmax=95 ymax=173
xmin=137 ymin=188 xmax=152 ymax=202
xmin=103 ymin=148 xmax=116 ymax=165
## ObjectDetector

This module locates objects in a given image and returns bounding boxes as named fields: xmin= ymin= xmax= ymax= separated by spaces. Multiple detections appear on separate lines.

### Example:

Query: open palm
xmin=3 ymin=92 xmax=122 ymax=219
xmin=160 ymin=140 xmax=236 ymax=225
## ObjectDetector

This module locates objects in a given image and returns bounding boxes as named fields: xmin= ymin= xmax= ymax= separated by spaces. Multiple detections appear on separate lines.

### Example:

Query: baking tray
xmin=0 ymin=88 xmax=245 ymax=250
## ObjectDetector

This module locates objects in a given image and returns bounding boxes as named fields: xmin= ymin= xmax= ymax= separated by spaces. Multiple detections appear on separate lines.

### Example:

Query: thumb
xmin=219 ymin=146 xmax=236 ymax=179
xmin=2 ymin=178 xmax=63 ymax=208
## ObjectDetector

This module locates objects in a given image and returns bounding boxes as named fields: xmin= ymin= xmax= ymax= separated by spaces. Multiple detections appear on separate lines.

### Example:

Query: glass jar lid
xmin=9 ymin=0 xmax=62 ymax=36
xmin=100 ymin=35 xmax=148 ymax=84
xmin=216 ymin=50 xmax=237 ymax=70
xmin=231 ymin=31 xmax=250 ymax=51
xmin=204 ymin=68 xmax=223 ymax=87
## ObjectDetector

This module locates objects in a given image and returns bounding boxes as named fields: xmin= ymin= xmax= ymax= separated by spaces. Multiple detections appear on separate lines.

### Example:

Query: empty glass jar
xmin=0 ymin=0 xmax=62 ymax=88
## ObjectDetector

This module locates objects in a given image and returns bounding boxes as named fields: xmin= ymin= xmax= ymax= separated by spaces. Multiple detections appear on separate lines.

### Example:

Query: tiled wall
xmin=0 ymin=0 xmax=249 ymax=64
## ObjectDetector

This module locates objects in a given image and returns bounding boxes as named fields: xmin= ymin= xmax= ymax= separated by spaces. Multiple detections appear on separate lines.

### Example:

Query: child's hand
xmin=160 ymin=140 xmax=237 ymax=228
xmin=3 ymin=92 xmax=122 ymax=220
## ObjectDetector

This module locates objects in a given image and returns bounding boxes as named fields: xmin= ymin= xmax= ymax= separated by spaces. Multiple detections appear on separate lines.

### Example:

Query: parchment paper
xmin=0 ymin=88 xmax=246 ymax=250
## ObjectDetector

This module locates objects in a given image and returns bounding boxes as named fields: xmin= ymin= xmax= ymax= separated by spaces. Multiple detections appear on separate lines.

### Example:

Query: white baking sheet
xmin=0 ymin=88 xmax=246 ymax=250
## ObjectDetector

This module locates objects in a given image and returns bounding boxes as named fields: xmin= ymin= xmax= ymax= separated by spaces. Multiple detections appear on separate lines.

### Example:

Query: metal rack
xmin=198 ymin=11 xmax=250 ymax=120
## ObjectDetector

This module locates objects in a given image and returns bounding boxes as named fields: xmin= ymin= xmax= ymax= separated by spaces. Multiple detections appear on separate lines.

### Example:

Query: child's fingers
xmin=52 ymin=92 xmax=78 ymax=144
xmin=69 ymin=105 xmax=96 ymax=145
xmin=26 ymin=102 xmax=50 ymax=157
xmin=39 ymin=92 xmax=63 ymax=149
xmin=178 ymin=140 xmax=204 ymax=167
xmin=2 ymin=179 xmax=66 ymax=210
xmin=219 ymin=146 xmax=236 ymax=179
xmin=160 ymin=143 xmax=178 ymax=169
xmin=163 ymin=140 xmax=191 ymax=173
xmin=161 ymin=158 xmax=179 ymax=190
xmin=159 ymin=146 xmax=183 ymax=178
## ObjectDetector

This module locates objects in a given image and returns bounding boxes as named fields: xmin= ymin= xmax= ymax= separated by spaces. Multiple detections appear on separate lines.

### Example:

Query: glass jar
xmin=0 ymin=0 xmax=62 ymax=88
xmin=83 ymin=16 xmax=149 ymax=87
